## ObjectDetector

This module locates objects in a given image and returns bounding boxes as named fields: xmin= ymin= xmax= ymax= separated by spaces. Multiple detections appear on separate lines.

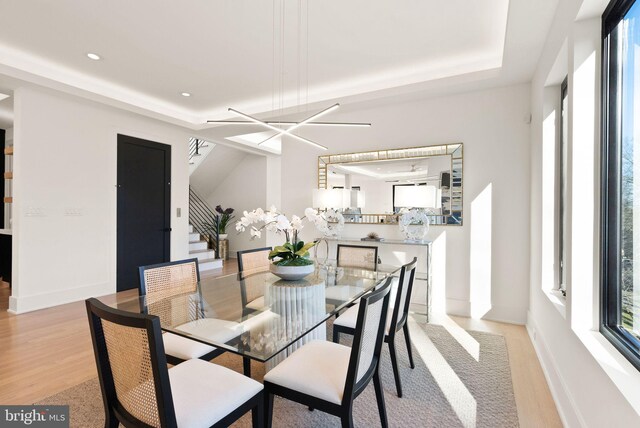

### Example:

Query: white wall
xmin=528 ymin=0 xmax=640 ymax=425
xmin=201 ymin=154 xmax=268 ymax=254
xmin=281 ymin=83 xmax=532 ymax=324
xmin=9 ymin=85 xmax=193 ymax=313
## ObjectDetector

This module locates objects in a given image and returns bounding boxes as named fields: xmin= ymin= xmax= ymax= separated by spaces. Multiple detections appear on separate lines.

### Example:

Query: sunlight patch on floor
xmin=428 ymin=312 xmax=480 ymax=361
xmin=408 ymin=317 xmax=476 ymax=428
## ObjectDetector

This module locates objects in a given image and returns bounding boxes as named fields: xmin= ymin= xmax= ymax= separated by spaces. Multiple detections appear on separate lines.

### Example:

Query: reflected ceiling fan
xmin=384 ymin=164 xmax=433 ymax=182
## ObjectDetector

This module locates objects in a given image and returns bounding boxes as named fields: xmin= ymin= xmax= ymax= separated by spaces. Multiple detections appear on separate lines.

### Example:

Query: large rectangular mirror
xmin=317 ymin=143 xmax=463 ymax=225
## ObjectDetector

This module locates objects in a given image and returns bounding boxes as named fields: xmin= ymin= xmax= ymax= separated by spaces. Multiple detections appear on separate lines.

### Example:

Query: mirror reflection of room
xmin=327 ymin=155 xmax=452 ymax=219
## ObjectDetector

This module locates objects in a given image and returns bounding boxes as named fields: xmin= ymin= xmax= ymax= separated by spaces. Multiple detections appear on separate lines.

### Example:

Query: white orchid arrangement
xmin=236 ymin=206 xmax=338 ymax=266
xmin=305 ymin=208 xmax=344 ymax=238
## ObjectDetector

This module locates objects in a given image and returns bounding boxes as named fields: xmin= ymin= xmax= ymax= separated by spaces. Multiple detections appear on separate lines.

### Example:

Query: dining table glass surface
xmin=111 ymin=262 xmax=400 ymax=363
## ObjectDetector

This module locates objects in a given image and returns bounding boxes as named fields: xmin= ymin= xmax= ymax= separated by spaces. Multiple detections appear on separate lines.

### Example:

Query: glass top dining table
xmin=110 ymin=262 xmax=400 ymax=363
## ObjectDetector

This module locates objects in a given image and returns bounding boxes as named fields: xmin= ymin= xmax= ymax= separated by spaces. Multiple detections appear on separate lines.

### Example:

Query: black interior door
xmin=117 ymin=135 xmax=171 ymax=292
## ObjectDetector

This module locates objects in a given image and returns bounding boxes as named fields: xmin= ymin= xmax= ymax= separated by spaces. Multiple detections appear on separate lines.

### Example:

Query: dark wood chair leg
xmin=264 ymin=392 xmax=274 ymax=428
xmin=388 ymin=340 xmax=403 ymax=398
xmin=403 ymin=324 xmax=415 ymax=369
xmin=243 ymin=357 xmax=252 ymax=378
xmin=373 ymin=369 xmax=388 ymax=428
xmin=333 ymin=328 xmax=340 ymax=343
xmin=340 ymin=412 xmax=354 ymax=428
xmin=252 ymin=394 xmax=264 ymax=428
xmin=104 ymin=411 xmax=119 ymax=428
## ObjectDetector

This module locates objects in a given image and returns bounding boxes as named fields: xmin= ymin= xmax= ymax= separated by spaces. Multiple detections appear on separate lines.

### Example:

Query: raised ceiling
xmin=0 ymin=0 xmax=558 ymax=129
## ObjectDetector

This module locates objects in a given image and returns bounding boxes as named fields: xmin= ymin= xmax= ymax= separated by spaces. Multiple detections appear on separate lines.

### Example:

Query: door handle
xmin=161 ymin=228 xmax=172 ymax=232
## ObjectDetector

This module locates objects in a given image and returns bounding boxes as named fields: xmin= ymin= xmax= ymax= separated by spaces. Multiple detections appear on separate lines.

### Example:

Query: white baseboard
xmin=446 ymin=297 xmax=470 ymax=317
xmin=483 ymin=304 xmax=527 ymax=325
xmin=442 ymin=299 xmax=526 ymax=325
xmin=526 ymin=311 xmax=586 ymax=428
xmin=8 ymin=282 xmax=114 ymax=314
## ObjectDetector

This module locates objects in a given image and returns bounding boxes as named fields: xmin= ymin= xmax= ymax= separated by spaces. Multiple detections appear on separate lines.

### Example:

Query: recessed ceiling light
xmin=87 ymin=53 xmax=101 ymax=60
xmin=181 ymin=92 xmax=192 ymax=97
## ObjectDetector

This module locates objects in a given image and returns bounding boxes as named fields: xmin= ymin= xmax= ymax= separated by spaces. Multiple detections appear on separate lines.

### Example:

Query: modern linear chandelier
xmin=207 ymin=0 xmax=370 ymax=151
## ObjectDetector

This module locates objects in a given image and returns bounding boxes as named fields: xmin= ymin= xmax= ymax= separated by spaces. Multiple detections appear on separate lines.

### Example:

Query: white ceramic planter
xmin=269 ymin=263 xmax=315 ymax=281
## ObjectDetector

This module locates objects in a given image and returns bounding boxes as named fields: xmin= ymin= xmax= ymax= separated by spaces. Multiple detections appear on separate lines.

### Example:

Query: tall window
xmin=602 ymin=0 xmax=640 ymax=370
xmin=559 ymin=77 xmax=568 ymax=296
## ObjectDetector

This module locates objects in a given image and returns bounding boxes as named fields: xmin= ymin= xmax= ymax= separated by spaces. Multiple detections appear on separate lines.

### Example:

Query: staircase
xmin=188 ymin=139 xmax=222 ymax=272
xmin=189 ymin=224 xmax=222 ymax=271
xmin=188 ymin=137 xmax=216 ymax=175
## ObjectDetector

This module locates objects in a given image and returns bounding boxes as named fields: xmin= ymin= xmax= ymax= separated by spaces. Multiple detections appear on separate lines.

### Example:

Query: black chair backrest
xmin=85 ymin=298 xmax=177 ymax=428
xmin=388 ymin=257 xmax=418 ymax=335
xmin=343 ymin=276 xmax=393 ymax=401
xmin=336 ymin=244 xmax=379 ymax=271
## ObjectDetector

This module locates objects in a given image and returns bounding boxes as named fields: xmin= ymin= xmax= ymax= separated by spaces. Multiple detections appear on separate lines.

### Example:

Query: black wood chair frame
xmin=333 ymin=257 xmax=418 ymax=398
xmin=264 ymin=277 xmax=393 ymax=428
xmin=86 ymin=298 xmax=264 ymax=428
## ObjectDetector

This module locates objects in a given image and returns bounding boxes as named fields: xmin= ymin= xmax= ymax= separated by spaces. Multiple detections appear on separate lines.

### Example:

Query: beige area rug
xmin=38 ymin=321 xmax=519 ymax=427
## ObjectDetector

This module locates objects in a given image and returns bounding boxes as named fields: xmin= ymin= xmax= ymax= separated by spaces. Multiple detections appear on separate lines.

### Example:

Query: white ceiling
xmin=0 ymin=0 xmax=559 ymax=131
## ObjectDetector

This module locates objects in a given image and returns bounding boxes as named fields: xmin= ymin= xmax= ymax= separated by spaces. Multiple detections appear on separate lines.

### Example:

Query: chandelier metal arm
xmin=228 ymin=108 xmax=328 ymax=150
xmin=258 ymin=103 xmax=339 ymax=146
xmin=206 ymin=120 xmax=371 ymax=127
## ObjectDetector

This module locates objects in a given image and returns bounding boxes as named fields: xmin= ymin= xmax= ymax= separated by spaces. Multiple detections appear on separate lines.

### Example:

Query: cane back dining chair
xmin=325 ymin=245 xmax=379 ymax=313
xmin=336 ymin=244 xmax=378 ymax=271
xmin=85 ymin=298 xmax=264 ymax=428
xmin=236 ymin=247 xmax=273 ymax=377
xmin=237 ymin=247 xmax=272 ymax=316
xmin=139 ymin=258 xmax=251 ymax=377
xmin=332 ymin=257 xmax=418 ymax=398
xmin=263 ymin=276 xmax=393 ymax=428
xmin=237 ymin=247 xmax=272 ymax=277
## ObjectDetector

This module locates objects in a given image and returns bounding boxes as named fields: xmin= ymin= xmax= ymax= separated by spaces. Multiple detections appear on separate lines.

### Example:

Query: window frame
xmin=601 ymin=0 xmax=640 ymax=371
xmin=559 ymin=76 xmax=568 ymax=295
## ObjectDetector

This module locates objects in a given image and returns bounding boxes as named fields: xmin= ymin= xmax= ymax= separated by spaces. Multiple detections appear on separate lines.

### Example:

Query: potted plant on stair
xmin=215 ymin=205 xmax=235 ymax=240
xmin=236 ymin=206 xmax=324 ymax=280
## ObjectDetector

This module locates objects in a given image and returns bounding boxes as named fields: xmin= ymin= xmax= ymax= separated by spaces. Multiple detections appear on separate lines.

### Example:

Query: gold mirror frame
xmin=317 ymin=143 xmax=463 ymax=226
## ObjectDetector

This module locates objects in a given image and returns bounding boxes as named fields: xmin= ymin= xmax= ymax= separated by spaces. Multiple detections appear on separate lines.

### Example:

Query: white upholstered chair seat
xmin=169 ymin=359 xmax=263 ymax=428
xmin=162 ymin=332 xmax=217 ymax=361
xmin=324 ymin=285 xmax=365 ymax=302
xmin=263 ymin=340 xmax=351 ymax=405
xmin=175 ymin=318 xmax=244 ymax=343
xmin=333 ymin=302 xmax=394 ymax=335
xmin=239 ymin=309 xmax=280 ymax=330
xmin=245 ymin=295 xmax=265 ymax=311
xmin=163 ymin=318 xmax=244 ymax=360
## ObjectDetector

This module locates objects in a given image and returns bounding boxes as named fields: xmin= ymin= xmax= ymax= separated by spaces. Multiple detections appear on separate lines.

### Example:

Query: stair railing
xmin=188 ymin=137 xmax=210 ymax=164
xmin=189 ymin=186 xmax=220 ymax=259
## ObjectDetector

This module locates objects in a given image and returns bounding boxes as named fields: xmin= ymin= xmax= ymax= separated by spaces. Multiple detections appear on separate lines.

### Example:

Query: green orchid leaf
xmin=294 ymin=242 xmax=316 ymax=256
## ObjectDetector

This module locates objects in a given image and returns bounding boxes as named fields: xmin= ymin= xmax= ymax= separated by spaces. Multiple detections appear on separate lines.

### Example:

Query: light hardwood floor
xmin=0 ymin=265 xmax=562 ymax=427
